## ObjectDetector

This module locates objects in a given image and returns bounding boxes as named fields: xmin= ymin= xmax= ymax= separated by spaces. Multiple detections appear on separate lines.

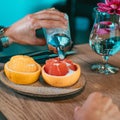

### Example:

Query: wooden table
xmin=1 ymin=44 xmax=120 ymax=120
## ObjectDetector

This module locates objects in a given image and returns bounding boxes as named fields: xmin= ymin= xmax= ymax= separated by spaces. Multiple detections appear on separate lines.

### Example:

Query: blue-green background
xmin=0 ymin=0 xmax=65 ymax=26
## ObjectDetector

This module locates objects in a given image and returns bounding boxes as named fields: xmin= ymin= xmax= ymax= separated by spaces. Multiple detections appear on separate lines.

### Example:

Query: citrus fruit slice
xmin=62 ymin=58 xmax=77 ymax=71
xmin=44 ymin=57 xmax=69 ymax=76
xmin=4 ymin=55 xmax=41 ymax=84
xmin=42 ymin=57 xmax=81 ymax=87
xmin=44 ymin=57 xmax=77 ymax=76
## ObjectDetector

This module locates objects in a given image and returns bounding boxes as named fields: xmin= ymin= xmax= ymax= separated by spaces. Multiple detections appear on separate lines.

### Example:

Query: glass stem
xmin=102 ymin=56 xmax=109 ymax=65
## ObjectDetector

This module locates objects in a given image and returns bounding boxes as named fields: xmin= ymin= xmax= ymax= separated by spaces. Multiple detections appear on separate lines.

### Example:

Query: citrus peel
xmin=42 ymin=58 xmax=81 ymax=87
xmin=4 ymin=55 xmax=41 ymax=84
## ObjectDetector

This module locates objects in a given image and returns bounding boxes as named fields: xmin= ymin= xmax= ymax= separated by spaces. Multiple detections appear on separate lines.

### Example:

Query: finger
xmin=37 ymin=8 xmax=65 ymax=17
xmin=32 ymin=19 xmax=67 ymax=29
xmin=33 ymin=9 xmax=67 ymax=25
xmin=35 ymin=8 xmax=65 ymax=17
xmin=32 ymin=13 xmax=67 ymax=25
xmin=39 ymin=20 xmax=67 ymax=28
xmin=105 ymin=103 xmax=119 ymax=113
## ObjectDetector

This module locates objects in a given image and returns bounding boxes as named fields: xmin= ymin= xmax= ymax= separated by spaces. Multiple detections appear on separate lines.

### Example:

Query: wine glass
xmin=89 ymin=7 xmax=120 ymax=74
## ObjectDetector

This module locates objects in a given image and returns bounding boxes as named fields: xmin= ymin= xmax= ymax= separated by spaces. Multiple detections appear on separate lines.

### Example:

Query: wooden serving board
xmin=0 ymin=71 xmax=86 ymax=99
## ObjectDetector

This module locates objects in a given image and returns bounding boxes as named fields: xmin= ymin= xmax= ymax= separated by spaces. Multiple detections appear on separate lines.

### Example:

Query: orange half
xmin=4 ymin=55 xmax=41 ymax=84
xmin=42 ymin=63 xmax=81 ymax=87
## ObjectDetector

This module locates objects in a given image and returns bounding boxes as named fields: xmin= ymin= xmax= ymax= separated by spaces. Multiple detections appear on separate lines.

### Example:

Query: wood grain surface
xmin=1 ymin=44 xmax=120 ymax=120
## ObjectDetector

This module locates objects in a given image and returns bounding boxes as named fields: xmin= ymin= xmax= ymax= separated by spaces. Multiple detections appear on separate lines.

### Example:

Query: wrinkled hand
xmin=5 ymin=8 xmax=67 ymax=46
xmin=74 ymin=92 xmax=120 ymax=120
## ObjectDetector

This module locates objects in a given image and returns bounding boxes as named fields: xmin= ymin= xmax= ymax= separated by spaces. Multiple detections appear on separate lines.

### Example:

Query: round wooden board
xmin=0 ymin=71 xmax=86 ymax=99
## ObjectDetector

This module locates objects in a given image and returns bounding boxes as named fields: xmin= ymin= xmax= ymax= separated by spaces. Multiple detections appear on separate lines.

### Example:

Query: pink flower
xmin=97 ymin=0 xmax=120 ymax=15
xmin=96 ymin=28 xmax=110 ymax=35
xmin=95 ymin=21 xmax=112 ymax=35
xmin=99 ymin=21 xmax=112 ymax=25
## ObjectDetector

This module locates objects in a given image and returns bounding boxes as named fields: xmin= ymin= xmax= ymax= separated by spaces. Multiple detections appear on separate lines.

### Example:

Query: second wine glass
xmin=89 ymin=7 xmax=120 ymax=75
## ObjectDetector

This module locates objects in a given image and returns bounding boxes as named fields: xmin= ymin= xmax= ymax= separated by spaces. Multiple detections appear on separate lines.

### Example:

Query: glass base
xmin=91 ymin=63 xmax=119 ymax=75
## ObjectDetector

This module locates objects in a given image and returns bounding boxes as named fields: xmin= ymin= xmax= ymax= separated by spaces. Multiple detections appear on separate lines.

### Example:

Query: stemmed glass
xmin=89 ymin=7 xmax=120 ymax=74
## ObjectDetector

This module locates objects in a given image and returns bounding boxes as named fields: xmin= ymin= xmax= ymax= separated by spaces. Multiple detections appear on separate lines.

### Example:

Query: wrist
xmin=4 ymin=27 xmax=15 ymax=45
xmin=0 ymin=26 xmax=10 ymax=51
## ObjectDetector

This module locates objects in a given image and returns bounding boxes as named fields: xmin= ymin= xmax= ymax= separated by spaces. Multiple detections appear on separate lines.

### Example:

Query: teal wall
xmin=0 ymin=0 xmax=65 ymax=26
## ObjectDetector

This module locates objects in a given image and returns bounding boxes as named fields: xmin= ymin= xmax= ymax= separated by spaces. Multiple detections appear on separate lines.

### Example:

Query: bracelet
xmin=0 ymin=26 xmax=4 ymax=36
xmin=0 ymin=26 xmax=9 ymax=51
xmin=0 ymin=36 xmax=9 ymax=48
xmin=0 ymin=38 xmax=3 ymax=51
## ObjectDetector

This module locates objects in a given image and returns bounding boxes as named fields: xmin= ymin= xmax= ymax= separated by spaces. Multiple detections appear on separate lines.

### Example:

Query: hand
xmin=74 ymin=92 xmax=120 ymax=120
xmin=5 ymin=8 xmax=67 ymax=46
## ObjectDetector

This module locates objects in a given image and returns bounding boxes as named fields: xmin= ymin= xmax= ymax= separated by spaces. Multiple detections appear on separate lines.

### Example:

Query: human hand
xmin=74 ymin=92 xmax=120 ymax=120
xmin=5 ymin=8 xmax=67 ymax=46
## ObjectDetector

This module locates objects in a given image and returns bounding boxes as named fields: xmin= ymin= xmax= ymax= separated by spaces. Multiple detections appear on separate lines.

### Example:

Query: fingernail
xmin=74 ymin=106 xmax=81 ymax=112
xmin=64 ymin=13 xmax=68 ymax=20
xmin=50 ymin=7 xmax=55 ymax=10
